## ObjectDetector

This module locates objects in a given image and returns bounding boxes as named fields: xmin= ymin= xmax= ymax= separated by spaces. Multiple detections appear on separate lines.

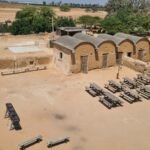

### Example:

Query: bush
xmin=60 ymin=5 xmax=71 ymax=12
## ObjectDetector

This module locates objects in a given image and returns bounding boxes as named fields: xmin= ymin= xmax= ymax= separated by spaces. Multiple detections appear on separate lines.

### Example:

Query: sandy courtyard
xmin=0 ymin=66 xmax=150 ymax=150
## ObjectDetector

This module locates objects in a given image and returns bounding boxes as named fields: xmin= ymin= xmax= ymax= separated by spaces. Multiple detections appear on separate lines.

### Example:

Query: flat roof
xmin=57 ymin=27 xmax=86 ymax=32
xmin=8 ymin=46 xmax=43 ymax=53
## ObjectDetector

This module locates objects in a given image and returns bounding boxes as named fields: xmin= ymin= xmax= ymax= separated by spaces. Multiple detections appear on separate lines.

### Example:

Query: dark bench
xmin=105 ymin=84 xmax=117 ymax=93
xmin=19 ymin=135 xmax=42 ymax=150
xmin=85 ymin=86 xmax=97 ymax=97
xmin=5 ymin=103 xmax=21 ymax=130
xmin=99 ymin=96 xmax=113 ymax=109
xmin=47 ymin=137 xmax=69 ymax=148
xmin=137 ymin=74 xmax=150 ymax=85
xmin=120 ymin=88 xmax=140 ymax=103
xmin=121 ymin=77 xmax=137 ymax=89
xmin=136 ymin=86 xmax=150 ymax=99
xmin=90 ymin=83 xmax=104 ymax=96
xmin=120 ymin=93 xmax=135 ymax=103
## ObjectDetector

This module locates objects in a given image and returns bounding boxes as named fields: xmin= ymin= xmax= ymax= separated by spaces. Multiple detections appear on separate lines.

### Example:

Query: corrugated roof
xmin=97 ymin=34 xmax=127 ymax=45
xmin=115 ymin=33 xmax=144 ymax=43
xmin=54 ymin=35 xmax=87 ymax=52
xmin=74 ymin=33 xmax=106 ymax=49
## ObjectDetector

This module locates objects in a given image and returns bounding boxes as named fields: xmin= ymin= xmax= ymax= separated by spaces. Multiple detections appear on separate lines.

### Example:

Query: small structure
xmin=115 ymin=33 xmax=150 ymax=62
xmin=56 ymin=27 xmax=86 ymax=36
xmin=97 ymin=34 xmax=136 ymax=64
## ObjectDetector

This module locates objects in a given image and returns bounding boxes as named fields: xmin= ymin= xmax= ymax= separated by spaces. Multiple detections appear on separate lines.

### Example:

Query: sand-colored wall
xmin=135 ymin=39 xmax=150 ymax=62
xmin=118 ymin=40 xmax=135 ymax=57
xmin=72 ymin=43 xmax=99 ymax=73
xmin=98 ymin=42 xmax=116 ymax=68
xmin=123 ymin=56 xmax=150 ymax=76
xmin=53 ymin=44 xmax=72 ymax=75
xmin=0 ymin=52 xmax=51 ymax=70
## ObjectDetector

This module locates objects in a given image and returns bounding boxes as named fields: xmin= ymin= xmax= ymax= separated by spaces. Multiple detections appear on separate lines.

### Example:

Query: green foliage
xmin=0 ymin=22 xmax=11 ymax=34
xmin=100 ymin=8 xmax=150 ymax=34
xmin=56 ymin=17 xmax=76 ymax=27
xmin=106 ymin=0 xmax=150 ymax=15
xmin=60 ymin=4 xmax=71 ymax=12
xmin=11 ymin=18 xmax=32 ymax=35
xmin=78 ymin=15 xmax=102 ymax=28
xmin=11 ymin=6 xmax=55 ymax=35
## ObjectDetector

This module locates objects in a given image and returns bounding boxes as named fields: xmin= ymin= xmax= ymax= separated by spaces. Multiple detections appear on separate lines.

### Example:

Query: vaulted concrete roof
xmin=74 ymin=33 xmax=116 ymax=49
xmin=54 ymin=35 xmax=95 ymax=53
xmin=115 ymin=32 xmax=149 ymax=44
xmin=97 ymin=34 xmax=131 ymax=46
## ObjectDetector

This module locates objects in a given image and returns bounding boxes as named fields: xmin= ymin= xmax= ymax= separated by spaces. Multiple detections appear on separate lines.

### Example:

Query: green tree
xmin=78 ymin=15 xmax=101 ymax=29
xmin=11 ymin=6 xmax=55 ymax=35
xmin=56 ymin=17 xmax=76 ymax=27
xmin=11 ymin=18 xmax=32 ymax=35
xmin=60 ymin=4 xmax=71 ymax=12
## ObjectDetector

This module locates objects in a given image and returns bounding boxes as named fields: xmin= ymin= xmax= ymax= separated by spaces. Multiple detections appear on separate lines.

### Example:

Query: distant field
xmin=0 ymin=3 xmax=107 ymax=22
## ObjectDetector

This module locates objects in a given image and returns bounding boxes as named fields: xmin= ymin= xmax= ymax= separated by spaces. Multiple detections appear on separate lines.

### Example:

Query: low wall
xmin=123 ymin=56 xmax=150 ymax=76
xmin=0 ymin=52 xmax=52 ymax=70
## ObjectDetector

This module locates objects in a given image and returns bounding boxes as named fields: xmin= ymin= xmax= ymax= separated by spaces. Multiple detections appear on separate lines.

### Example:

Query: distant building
xmin=56 ymin=27 xmax=87 ymax=36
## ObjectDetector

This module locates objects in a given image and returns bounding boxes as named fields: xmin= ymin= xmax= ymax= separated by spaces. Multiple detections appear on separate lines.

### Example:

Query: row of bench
xmin=1 ymin=65 xmax=47 ymax=76
xmin=85 ymin=75 xmax=150 ymax=108
xmin=85 ymin=82 xmax=123 ymax=109
xmin=19 ymin=135 xmax=69 ymax=150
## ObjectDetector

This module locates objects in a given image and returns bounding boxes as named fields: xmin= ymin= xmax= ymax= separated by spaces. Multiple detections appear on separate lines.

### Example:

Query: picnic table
xmin=120 ymin=89 xmax=140 ymax=103
xmin=137 ymin=74 xmax=150 ymax=85
xmin=121 ymin=77 xmax=137 ymax=89
xmin=105 ymin=80 xmax=122 ymax=93
xmin=85 ymin=86 xmax=97 ymax=97
xmin=136 ymin=86 xmax=150 ymax=99
xmin=90 ymin=82 xmax=104 ymax=96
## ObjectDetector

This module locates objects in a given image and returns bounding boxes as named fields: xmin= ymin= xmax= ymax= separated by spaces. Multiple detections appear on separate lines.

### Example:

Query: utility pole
xmin=52 ymin=16 xmax=54 ymax=33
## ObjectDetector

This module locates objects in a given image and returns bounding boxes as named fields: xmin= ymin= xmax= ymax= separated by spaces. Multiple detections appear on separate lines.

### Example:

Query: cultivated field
xmin=0 ymin=3 xmax=107 ymax=22
xmin=0 ymin=66 xmax=150 ymax=150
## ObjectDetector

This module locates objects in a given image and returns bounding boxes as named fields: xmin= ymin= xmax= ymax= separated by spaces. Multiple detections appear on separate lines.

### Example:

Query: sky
xmin=8 ymin=0 xmax=108 ymax=5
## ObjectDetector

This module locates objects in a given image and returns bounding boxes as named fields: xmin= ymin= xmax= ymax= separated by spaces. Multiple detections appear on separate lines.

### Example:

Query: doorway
xmin=138 ymin=50 xmax=144 ymax=60
xmin=117 ymin=52 xmax=123 ymax=64
xmin=102 ymin=53 xmax=108 ymax=68
xmin=81 ymin=56 xmax=88 ymax=73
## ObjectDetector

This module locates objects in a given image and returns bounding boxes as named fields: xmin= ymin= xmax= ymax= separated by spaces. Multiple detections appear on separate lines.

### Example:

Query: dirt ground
xmin=0 ymin=66 xmax=150 ymax=150
xmin=0 ymin=5 xmax=107 ymax=22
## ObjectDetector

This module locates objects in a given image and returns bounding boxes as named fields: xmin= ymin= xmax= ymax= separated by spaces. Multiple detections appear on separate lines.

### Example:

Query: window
xmin=59 ymin=52 xmax=63 ymax=59
xmin=127 ymin=52 xmax=132 ymax=57
xmin=30 ymin=61 xmax=34 ymax=65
